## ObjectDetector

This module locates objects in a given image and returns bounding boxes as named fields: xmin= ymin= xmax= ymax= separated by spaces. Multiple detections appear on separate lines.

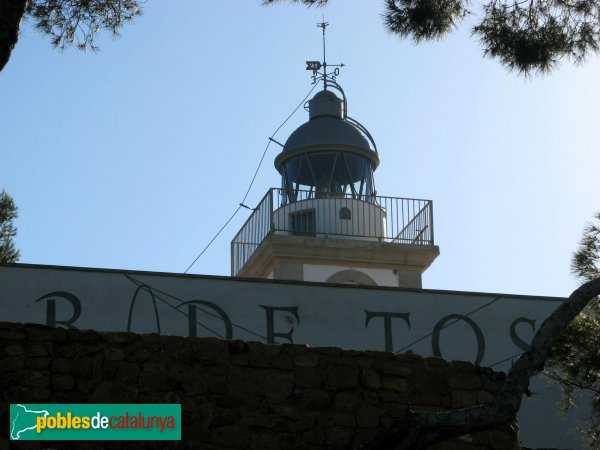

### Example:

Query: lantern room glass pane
xmin=281 ymin=152 xmax=376 ymax=204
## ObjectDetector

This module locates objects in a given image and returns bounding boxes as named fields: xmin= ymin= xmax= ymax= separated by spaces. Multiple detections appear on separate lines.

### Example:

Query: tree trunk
xmin=0 ymin=0 xmax=28 ymax=72
xmin=362 ymin=278 xmax=600 ymax=450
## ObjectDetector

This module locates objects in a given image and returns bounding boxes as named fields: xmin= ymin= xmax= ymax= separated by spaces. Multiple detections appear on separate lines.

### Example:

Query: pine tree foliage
xmin=385 ymin=0 xmax=600 ymax=74
xmin=0 ymin=0 xmax=141 ymax=72
xmin=362 ymin=278 xmax=600 ymax=449
xmin=268 ymin=0 xmax=600 ymax=75
xmin=384 ymin=0 xmax=468 ymax=42
xmin=0 ymin=190 xmax=20 ymax=264
xmin=548 ymin=212 xmax=600 ymax=447
xmin=27 ymin=0 xmax=141 ymax=51
xmin=473 ymin=1 xmax=600 ymax=74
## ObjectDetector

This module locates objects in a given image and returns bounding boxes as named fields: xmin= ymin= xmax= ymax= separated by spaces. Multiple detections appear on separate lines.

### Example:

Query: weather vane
xmin=306 ymin=18 xmax=344 ymax=89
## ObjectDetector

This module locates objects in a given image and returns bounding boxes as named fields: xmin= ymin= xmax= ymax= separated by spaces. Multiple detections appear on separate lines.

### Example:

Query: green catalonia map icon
xmin=10 ymin=404 xmax=49 ymax=440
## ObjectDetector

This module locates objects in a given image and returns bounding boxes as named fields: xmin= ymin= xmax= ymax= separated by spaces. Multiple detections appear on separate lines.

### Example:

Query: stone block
xmin=125 ymin=344 xmax=152 ymax=362
xmin=487 ymin=429 xmax=519 ymax=450
xmin=103 ymin=331 xmax=138 ymax=344
xmin=84 ymin=344 xmax=104 ymax=354
xmin=379 ymin=414 xmax=397 ymax=429
xmin=241 ymin=413 xmax=290 ymax=431
xmin=386 ymin=402 xmax=409 ymax=418
xmin=261 ymin=344 xmax=283 ymax=356
xmin=211 ymin=392 xmax=245 ymax=409
xmin=448 ymin=375 xmax=482 ymax=391
xmin=104 ymin=347 xmax=125 ymax=361
xmin=51 ymin=358 xmax=73 ymax=373
xmin=381 ymin=377 xmax=408 ymax=392
xmin=207 ymin=375 xmax=229 ymax=394
xmin=356 ymin=356 xmax=374 ymax=369
xmin=293 ymin=389 xmax=332 ymax=411
xmin=57 ymin=345 xmax=76 ymax=358
xmin=411 ymin=391 xmax=443 ymax=407
xmin=352 ymin=427 xmax=381 ymax=448
xmin=293 ymin=353 xmax=320 ymax=368
xmin=324 ymin=366 xmax=358 ymax=390
xmin=326 ymin=426 xmax=353 ymax=446
xmin=426 ymin=370 xmax=450 ymax=394
xmin=20 ymin=370 xmax=50 ymax=388
xmin=67 ymin=329 xmax=98 ymax=342
xmin=0 ymin=325 xmax=26 ymax=340
xmin=229 ymin=352 xmax=250 ymax=366
xmin=244 ymin=341 xmax=264 ymax=354
xmin=290 ymin=413 xmax=317 ymax=432
xmin=211 ymin=425 xmax=250 ymax=448
xmin=88 ymin=381 xmax=139 ymax=403
xmin=116 ymin=361 xmax=141 ymax=383
xmin=30 ymin=388 xmax=51 ymax=401
xmin=26 ymin=357 xmax=52 ymax=370
xmin=295 ymin=367 xmax=322 ymax=388
xmin=0 ymin=355 xmax=24 ymax=372
xmin=52 ymin=390 xmax=87 ymax=404
xmin=356 ymin=405 xmax=380 ymax=428
xmin=271 ymin=354 xmax=293 ymax=369
xmin=30 ymin=343 xmax=51 ymax=357
xmin=139 ymin=390 xmax=181 ymax=404
xmin=373 ymin=359 xmax=415 ymax=377
xmin=331 ymin=355 xmax=359 ymax=367
xmin=451 ymin=390 xmax=479 ymax=409
xmin=76 ymin=378 xmax=95 ymax=394
xmin=425 ymin=355 xmax=448 ymax=367
xmin=25 ymin=325 xmax=56 ymax=341
xmin=264 ymin=370 xmax=294 ymax=403
xmin=52 ymin=373 xmax=75 ymax=391
xmin=101 ymin=360 xmax=120 ymax=378
xmin=302 ymin=427 xmax=326 ymax=445
xmin=5 ymin=343 xmax=24 ymax=356
xmin=364 ymin=349 xmax=396 ymax=359
xmin=251 ymin=430 xmax=295 ymax=450
xmin=72 ymin=353 xmax=103 ymax=379
xmin=361 ymin=369 xmax=382 ymax=390
xmin=313 ymin=346 xmax=342 ymax=356
xmin=334 ymin=392 xmax=362 ymax=412
xmin=333 ymin=413 xmax=356 ymax=427
xmin=140 ymin=333 xmax=162 ymax=344
xmin=477 ymin=390 xmax=495 ymax=404
xmin=272 ymin=404 xmax=300 ymax=420
xmin=181 ymin=371 xmax=208 ymax=396
xmin=249 ymin=354 xmax=272 ymax=368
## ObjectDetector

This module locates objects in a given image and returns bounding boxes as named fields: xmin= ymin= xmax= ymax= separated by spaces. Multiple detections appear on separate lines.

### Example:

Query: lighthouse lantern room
xmin=231 ymin=23 xmax=439 ymax=288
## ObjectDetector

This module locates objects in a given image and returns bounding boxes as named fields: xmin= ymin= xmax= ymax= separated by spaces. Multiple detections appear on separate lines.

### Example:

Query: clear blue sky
xmin=1 ymin=2 xmax=598 ymax=298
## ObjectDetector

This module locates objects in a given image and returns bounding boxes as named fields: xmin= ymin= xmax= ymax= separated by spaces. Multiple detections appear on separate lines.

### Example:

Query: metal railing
xmin=231 ymin=188 xmax=434 ymax=275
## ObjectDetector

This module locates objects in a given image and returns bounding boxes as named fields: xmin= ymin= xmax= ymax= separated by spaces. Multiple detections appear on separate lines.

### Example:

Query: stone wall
xmin=0 ymin=322 xmax=520 ymax=449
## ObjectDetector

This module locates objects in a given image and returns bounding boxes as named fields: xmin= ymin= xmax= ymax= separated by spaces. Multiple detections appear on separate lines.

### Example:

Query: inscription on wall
xmin=0 ymin=264 xmax=562 ymax=371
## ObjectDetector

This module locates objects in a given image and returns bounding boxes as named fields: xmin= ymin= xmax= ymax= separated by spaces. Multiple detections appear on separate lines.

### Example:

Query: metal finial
xmin=305 ymin=18 xmax=344 ymax=89
xmin=317 ymin=18 xmax=329 ymax=88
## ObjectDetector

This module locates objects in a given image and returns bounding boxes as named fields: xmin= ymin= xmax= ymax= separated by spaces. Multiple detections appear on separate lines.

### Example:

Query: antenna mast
xmin=317 ymin=18 xmax=329 ymax=89
xmin=306 ymin=19 xmax=344 ymax=90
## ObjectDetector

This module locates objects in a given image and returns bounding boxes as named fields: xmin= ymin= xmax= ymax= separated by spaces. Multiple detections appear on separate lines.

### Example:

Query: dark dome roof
xmin=275 ymin=90 xmax=378 ymax=171
xmin=284 ymin=116 xmax=371 ymax=152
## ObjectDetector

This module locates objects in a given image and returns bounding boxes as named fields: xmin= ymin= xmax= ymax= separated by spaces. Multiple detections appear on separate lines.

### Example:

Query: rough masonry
xmin=0 ymin=322 xmax=519 ymax=449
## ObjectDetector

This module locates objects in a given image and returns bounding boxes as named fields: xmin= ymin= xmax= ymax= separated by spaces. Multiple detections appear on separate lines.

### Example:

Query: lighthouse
xmin=231 ymin=23 xmax=439 ymax=288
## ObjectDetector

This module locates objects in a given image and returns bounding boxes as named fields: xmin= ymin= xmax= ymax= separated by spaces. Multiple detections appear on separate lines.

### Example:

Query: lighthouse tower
xmin=231 ymin=24 xmax=439 ymax=288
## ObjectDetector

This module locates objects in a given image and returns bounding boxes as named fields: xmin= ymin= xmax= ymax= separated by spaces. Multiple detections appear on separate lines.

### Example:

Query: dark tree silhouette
xmin=0 ymin=190 xmax=19 ymax=264
xmin=0 ymin=0 xmax=141 ymax=72
xmin=362 ymin=277 xmax=600 ymax=449
xmin=547 ymin=212 xmax=600 ymax=447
